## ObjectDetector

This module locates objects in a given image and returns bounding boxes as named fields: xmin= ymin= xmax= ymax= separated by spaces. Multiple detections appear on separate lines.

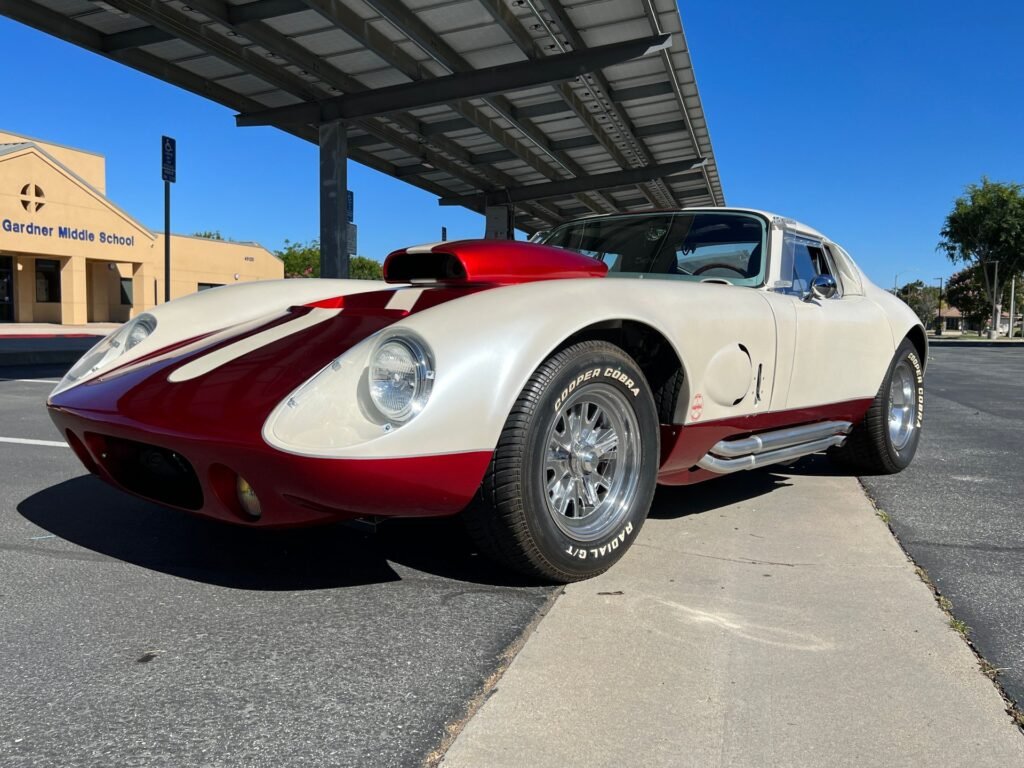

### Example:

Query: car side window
xmin=778 ymin=232 xmax=834 ymax=297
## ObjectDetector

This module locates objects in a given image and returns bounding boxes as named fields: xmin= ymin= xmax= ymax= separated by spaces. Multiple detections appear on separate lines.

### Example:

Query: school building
xmin=0 ymin=130 xmax=283 ymax=325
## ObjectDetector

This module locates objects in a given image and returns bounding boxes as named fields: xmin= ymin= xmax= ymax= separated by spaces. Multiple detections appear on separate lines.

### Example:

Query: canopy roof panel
xmin=2 ymin=0 xmax=724 ymax=232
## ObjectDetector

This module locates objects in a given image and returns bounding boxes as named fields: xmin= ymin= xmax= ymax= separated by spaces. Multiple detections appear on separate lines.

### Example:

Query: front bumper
xmin=50 ymin=404 xmax=491 ymax=527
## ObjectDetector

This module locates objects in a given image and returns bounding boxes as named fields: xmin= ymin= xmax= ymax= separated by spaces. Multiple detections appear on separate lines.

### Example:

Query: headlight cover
xmin=53 ymin=313 xmax=157 ymax=395
xmin=262 ymin=330 xmax=436 ymax=455
xmin=368 ymin=335 xmax=435 ymax=423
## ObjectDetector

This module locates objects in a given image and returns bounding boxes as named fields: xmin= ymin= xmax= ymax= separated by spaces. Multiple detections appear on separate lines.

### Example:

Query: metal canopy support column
xmin=484 ymin=206 xmax=514 ymax=240
xmin=320 ymin=121 xmax=349 ymax=279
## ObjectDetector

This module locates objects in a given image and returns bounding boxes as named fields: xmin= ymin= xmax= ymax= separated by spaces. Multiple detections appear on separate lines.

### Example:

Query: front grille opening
xmin=89 ymin=434 xmax=203 ymax=510
xmin=65 ymin=430 xmax=99 ymax=474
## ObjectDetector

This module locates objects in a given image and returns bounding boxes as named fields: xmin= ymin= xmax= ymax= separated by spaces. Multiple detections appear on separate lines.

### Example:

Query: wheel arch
xmin=553 ymin=319 xmax=690 ymax=423
xmin=904 ymin=324 xmax=928 ymax=371
xmin=369 ymin=279 xmax=734 ymax=458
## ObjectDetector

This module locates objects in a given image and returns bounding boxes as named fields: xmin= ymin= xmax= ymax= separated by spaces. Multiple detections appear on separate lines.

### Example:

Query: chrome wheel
xmin=543 ymin=385 xmax=641 ymax=542
xmin=888 ymin=359 xmax=917 ymax=451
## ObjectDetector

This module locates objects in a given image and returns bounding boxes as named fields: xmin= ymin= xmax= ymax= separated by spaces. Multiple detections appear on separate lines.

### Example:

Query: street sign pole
xmin=164 ymin=180 xmax=170 ymax=302
xmin=161 ymin=136 xmax=176 ymax=303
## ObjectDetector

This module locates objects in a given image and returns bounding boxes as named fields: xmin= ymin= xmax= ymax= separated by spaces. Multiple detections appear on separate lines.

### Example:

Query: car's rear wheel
xmin=831 ymin=338 xmax=924 ymax=474
xmin=464 ymin=341 xmax=659 ymax=582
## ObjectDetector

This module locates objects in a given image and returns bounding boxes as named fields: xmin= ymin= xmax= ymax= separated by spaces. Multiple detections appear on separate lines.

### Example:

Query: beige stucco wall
xmin=0 ymin=130 xmax=106 ymax=194
xmin=0 ymin=140 xmax=283 ymax=325
xmin=156 ymin=234 xmax=285 ymax=302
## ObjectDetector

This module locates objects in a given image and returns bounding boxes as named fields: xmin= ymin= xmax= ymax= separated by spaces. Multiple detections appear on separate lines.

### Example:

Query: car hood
xmin=47 ymin=285 xmax=489 ymax=444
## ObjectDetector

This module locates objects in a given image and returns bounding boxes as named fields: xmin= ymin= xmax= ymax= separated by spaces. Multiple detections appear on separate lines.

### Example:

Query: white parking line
xmin=0 ymin=437 xmax=68 ymax=448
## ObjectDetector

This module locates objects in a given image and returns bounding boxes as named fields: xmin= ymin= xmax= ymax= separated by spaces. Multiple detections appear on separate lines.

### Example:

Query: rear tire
xmin=831 ymin=338 xmax=924 ymax=474
xmin=464 ymin=341 xmax=659 ymax=582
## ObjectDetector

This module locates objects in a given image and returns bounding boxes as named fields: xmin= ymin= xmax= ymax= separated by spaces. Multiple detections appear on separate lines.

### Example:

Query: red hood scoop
xmin=383 ymin=239 xmax=607 ymax=285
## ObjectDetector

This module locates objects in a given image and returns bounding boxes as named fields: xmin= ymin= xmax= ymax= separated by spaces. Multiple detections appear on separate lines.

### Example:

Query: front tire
xmin=464 ymin=341 xmax=659 ymax=582
xmin=831 ymin=338 xmax=924 ymax=474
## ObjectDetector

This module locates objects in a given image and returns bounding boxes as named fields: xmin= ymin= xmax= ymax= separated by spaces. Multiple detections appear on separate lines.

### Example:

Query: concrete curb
xmin=928 ymin=339 xmax=1024 ymax=348
xmin=0 ymin=337 xmax=98 ymax=367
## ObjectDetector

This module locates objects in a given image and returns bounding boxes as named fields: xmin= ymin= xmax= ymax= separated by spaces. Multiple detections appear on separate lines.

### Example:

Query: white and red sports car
xmin=48 ymin=208 xmax=925 ymax=582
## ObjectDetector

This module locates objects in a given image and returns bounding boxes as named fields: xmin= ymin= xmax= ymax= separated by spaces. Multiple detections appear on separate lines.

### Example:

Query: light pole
xmin=934 ymin=276 xmax=944 ymax=335
xmin=987 ymin=261 xmax=1000 ymax=340
xmin=893 ymin=269 xmax=919 ymax=300
xmin=1010 ymin=275 xmax=1017 ymax=339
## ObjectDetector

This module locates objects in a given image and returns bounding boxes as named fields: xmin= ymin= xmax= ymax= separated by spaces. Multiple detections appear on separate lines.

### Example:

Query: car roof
xmin=557 ymin=207 xmax=830 ymax=243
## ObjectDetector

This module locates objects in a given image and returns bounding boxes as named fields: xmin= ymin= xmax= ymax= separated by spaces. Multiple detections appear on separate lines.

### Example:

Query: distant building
xmin=938 ymin=305 xmax=1020 ymax=335
xmin=936 ymin=306 xmax=963 ymax=333
xmin=0 ymin=130 xmax=282 ymax=325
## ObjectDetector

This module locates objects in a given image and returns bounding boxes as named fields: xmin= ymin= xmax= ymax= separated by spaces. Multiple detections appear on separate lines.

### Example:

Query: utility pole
xmin=893 ymin=269 xmax=917 ymax=298
xmin=989 ymin=261 xmax=1000 ymax=340
xmin=1010 ymin=275 xmax=1017 ymax=339
xmin=935 ymin=276 xmax=944 ymax=336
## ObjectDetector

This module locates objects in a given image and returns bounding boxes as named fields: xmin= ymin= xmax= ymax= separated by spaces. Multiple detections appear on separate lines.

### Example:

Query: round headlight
xmin=368 ymin=336 xmax=433 ymax=423
xmin=61 ymin=313 xmax=158 ymax=388
xmin=125 ymin=313 xmax=156 ymax=350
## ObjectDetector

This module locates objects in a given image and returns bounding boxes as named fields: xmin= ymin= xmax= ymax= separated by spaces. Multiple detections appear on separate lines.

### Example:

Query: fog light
xmin=236 ymin=475 xmax=262 ymax=519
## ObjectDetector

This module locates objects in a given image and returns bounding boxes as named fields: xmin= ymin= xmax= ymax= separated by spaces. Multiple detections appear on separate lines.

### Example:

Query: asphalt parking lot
xmin=3 ymin=346 xmax=1023 ymax=766
xmin=861 ymin=345 xmax=1024 ymax=708
xmin=0 ymin=366 xmax=554 ymax=768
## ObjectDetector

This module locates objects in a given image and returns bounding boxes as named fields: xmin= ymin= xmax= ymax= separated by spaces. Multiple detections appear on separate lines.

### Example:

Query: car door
xmin=761 ymin=232 xmax=893 ymax=412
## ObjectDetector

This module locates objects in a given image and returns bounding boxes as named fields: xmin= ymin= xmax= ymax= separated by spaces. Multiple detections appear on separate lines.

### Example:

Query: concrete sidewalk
xmin=441 ymin=464 xmax=1024 ymax=767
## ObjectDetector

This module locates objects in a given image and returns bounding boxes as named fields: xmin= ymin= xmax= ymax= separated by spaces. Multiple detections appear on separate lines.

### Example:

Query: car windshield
xmin=540 ymin=211 xmax=767 ymax=287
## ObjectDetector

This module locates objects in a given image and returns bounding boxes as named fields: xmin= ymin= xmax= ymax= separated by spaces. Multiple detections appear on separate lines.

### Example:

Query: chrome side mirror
xmin=806 ymin=274 xmax=838 ymax=301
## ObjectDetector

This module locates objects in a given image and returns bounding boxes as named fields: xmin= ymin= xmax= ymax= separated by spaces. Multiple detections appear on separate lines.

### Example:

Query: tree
xmin=945 ymin=266 xmax=1020 ymax=331
xmin=896 ymin=280 xmax=939 ymax=328
xmin=277 ymin=239 xmax=321 ymax=278
xmin=349 ymin=256 xmax=384 ymax=280
xmin=193 ymin=230 xmax=224 ymax=240
xmin=939 ymin=178 xmax=1024 ymax=272
xmin=938 ymin=178 xmax=1024 ymax=332
xmin=275 ymin=239 xmax=383 ymax=280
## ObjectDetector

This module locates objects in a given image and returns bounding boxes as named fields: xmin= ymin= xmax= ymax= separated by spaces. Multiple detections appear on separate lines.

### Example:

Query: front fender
xmin=266 ymin=278 xmax=777 ymax=459
xmin=864 ymin=281 xmax=929 ymax=370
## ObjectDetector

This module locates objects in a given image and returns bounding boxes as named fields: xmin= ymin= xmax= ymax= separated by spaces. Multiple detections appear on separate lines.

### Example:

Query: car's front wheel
xmin=464 ymin=341 xmax=659 ymax=582
xmin=831 ymin=337 xmax=924 ymax=474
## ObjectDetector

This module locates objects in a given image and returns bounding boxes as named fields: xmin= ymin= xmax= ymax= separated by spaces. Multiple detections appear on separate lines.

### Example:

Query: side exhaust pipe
xmin=697 ymin=420 xmax=852 ymax=475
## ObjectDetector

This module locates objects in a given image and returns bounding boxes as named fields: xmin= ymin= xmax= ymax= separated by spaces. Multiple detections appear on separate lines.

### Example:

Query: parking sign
xmin=162 ymin=136 xmax=176 ymax=183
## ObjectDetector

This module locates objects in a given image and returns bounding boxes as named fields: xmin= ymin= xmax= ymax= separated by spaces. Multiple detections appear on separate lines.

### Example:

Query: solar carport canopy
xmin=1 ymin=0 xmax=724 ymax=233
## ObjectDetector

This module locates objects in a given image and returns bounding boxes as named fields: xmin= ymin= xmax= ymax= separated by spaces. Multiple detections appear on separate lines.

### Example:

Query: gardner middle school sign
xmin=1 ymin=217 xmax=137 ymax=247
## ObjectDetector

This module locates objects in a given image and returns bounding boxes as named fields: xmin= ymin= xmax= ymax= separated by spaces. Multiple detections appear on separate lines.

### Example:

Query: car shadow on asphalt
xmin=17 ymin=476 xmax=534 ymax=590
xmin=18 ymin=463 xmax=838 ymax=590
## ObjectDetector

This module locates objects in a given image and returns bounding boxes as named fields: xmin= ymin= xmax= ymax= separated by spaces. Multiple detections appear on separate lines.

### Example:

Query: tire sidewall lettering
xmin=907 ymin=351 xmax=924 ymax=428
xmin=888 ymin=345 xmax=924 ymax=462
xmin=563 ymin=521 xmax=635 ymax=561
xmin=554 ymin=366 xmax=641 ymax=412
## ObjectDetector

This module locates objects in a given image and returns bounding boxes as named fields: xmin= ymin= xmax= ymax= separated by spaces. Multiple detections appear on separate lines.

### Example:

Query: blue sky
xmin=1 ymin=1 xmax=1021 ymax=288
